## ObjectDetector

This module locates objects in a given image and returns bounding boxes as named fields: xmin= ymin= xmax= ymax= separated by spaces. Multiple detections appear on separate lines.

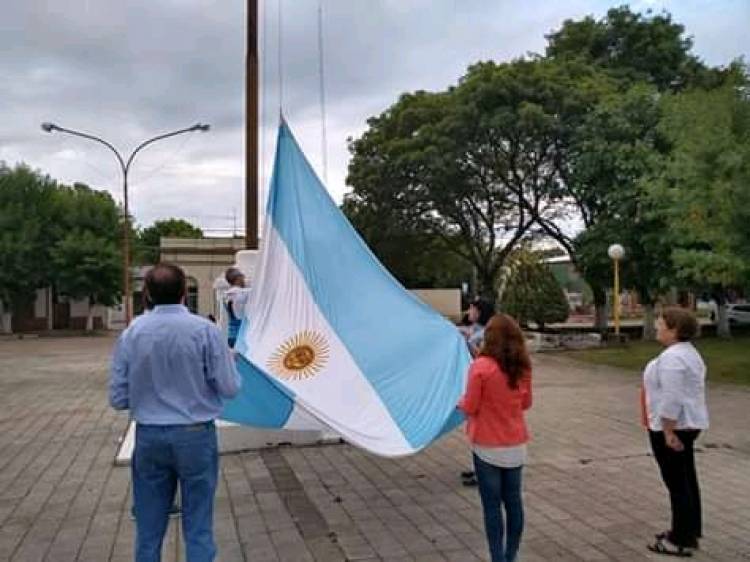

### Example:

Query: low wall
xmin=410 ymin=289 xmax=462 ymax=322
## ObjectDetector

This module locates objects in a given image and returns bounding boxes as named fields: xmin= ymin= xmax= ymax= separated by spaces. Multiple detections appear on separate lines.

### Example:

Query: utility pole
xmin=246 ymin=0 xmax=259 ymax=249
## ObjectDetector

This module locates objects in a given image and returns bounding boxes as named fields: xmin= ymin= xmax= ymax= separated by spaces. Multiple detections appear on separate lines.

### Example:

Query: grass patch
xmin=563 ymin=336 xmax=750 ymax=385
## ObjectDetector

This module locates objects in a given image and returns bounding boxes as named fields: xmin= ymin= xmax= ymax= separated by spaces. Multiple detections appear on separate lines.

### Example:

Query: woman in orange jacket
xmin=458 ymin=313 xmax=532 ymax=562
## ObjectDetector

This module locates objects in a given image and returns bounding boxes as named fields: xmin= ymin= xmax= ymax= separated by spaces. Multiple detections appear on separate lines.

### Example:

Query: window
xmin=186 ymin=277 xmax=199 ymax=314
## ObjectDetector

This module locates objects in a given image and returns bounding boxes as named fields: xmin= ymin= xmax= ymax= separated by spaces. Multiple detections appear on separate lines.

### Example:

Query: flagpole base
xmin=114 ymin=420 xmax=341 ymax=466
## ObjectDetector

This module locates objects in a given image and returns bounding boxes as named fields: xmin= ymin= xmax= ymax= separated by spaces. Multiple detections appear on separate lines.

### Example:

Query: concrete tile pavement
xmin=0 ymin=336 xmax=748 ymax=561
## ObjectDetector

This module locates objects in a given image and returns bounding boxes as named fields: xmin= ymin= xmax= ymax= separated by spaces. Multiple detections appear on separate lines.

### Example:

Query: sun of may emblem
xmin=267 ymin=331 xmax=330 ymax=380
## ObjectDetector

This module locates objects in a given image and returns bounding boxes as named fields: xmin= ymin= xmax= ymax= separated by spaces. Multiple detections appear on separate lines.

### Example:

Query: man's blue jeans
xmin=133 ymin=422 xmax=218 ymax=562
xmin=473 ymin=453 xmax=524 ymax=562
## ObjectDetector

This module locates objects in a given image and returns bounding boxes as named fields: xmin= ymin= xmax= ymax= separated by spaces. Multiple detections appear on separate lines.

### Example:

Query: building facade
xmin=1 ymin=288 xmax=115 ymax=333
xmin=158 ymin=237 xmax=247 ymax=319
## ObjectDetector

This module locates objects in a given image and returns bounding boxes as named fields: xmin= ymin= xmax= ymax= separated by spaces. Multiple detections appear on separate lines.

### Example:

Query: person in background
xmin=643 ymin=308 xmax=708 ymax=557
xmin=110 ymin=263 xmax=241 ymax=562
xmin=458 ymin=314 xmax=532 ymax=562
xmin=460 ymin=297 xmax=495 ymax=486
xmin=465 ymin=297 xmax=494 ymax=357
xmin=223 ymin=267 xmax=251 ymax=349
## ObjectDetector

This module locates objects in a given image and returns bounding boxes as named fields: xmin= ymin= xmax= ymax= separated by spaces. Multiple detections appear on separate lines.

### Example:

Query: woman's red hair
xmin=480 ymin=313 xmax=531 ymax=389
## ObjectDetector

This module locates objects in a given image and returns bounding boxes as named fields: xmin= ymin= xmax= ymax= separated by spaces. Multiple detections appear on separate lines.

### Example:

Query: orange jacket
xmin=457 ymin=356 xmax=532 ymax=447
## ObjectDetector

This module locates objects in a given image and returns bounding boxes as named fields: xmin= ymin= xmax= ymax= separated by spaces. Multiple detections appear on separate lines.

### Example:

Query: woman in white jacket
xmin=642 ymin=308 xmax=708 ymax=557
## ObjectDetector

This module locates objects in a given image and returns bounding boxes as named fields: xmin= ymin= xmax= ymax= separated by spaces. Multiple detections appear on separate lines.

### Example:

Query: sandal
xmin=460 ymin=470 xmax=475 ymax=479
xmin=647 ymin=537 xmax=693 ymax=557
xmin=654 ymin=531 xmax=699 ymax=550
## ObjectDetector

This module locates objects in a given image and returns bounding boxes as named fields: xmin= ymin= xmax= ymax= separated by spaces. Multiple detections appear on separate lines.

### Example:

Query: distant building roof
xmin=160 ymin=236 xmax=247 ymax=251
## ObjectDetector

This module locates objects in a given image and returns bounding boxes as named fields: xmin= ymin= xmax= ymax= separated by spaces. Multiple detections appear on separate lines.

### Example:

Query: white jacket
xmin=643 ymin=342 xmax=709 ymax=431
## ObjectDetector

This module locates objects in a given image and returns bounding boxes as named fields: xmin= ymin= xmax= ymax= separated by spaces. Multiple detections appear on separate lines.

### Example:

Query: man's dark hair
xmin=145 ymin=263 xmax=187 ymax=306
xmin=225 ymin=267 xmax=244 ymax=286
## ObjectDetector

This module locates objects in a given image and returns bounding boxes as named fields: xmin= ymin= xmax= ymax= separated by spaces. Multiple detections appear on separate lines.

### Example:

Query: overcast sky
xmin=1 ymin=0 xmax=747 ymax=235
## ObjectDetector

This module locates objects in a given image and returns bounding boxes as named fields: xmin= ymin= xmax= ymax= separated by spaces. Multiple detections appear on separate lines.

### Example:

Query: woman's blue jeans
xmin=473 ymin=453 xmax=524 ymax=562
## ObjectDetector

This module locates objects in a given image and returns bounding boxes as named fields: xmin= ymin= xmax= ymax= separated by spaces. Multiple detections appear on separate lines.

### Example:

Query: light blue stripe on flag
xmin=221 ymin=355 xmax=294 ymax=428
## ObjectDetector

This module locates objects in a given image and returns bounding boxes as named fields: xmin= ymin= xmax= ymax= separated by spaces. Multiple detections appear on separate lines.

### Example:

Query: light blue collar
xmin=152 ymin=304 xmax=188 ymax=314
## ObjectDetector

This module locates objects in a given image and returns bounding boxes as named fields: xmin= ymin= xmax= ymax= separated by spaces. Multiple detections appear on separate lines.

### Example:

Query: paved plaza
xmin=0 ymin=335 xmax=748 ymax=562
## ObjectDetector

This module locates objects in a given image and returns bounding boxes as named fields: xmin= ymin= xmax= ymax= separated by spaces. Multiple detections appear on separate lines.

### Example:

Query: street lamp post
xmin=41 ymin=122 xmax=210 ymax=325
xmin=607 ymin=243 xmax=625 ymax=337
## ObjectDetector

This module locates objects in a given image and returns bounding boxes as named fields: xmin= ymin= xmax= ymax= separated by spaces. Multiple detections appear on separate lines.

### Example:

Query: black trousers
xmin=649 ymin=430 xmax=702 ymax=547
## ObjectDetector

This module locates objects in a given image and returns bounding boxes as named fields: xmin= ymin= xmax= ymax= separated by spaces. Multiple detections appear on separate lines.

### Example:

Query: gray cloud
xmin=1 ymin=0 xmax=747 ymax=234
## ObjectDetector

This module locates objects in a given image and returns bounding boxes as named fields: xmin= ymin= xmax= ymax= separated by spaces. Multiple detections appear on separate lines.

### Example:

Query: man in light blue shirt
xmin=110 ymin=263 xmax=241 ymax=562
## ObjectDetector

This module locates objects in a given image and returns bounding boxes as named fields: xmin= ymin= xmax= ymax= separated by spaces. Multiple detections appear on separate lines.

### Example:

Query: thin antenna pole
xmin=278 ymin=0 xmax=284 ymax=114
xmin=260 ymin=0 xmax=269 ymax=215
xmin=317 ymin=0 xmax=329 ymax=183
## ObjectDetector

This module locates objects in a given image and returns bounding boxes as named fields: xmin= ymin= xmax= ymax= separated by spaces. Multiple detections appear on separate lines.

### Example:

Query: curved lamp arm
xmin=125 ymin=123 xmax=210 ymax=174
xmin=41 ymin=122 xmax=126 ymax=173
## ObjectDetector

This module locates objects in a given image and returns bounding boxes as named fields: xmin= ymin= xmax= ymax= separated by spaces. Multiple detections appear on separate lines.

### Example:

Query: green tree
xmin=0 ymin=167 xmax=124 ymax=333
xmin=546 ymin=5 xmax=726 ymax=91
xmin=347 ymin=59 xmax=610 ymax=301
xmin=562 ymin=85 xmax=674 ymax=337
xmin=51 ymin=231 xmax=122 ymax=331
xmin=342 ymin=196 xmax=471 ymax=289
xmin=48 ymin=183 xmax=123 ymax=331
xmin=651 ymin=78 xmax=750 ymax=337
xmin=136 ymin=218 xmax=203 ymax=264
xmin=0 ymin=164 xmax=59 ymax=332
xmin=346 ymin=6 xmax=739 ymax=325
xmin=501 ymin=249 xmax=569 ymax=331
xmin=52 ymin=182 xmax=122 ymax=243
xmin=541 ymin=7 xmax=736 ymax=332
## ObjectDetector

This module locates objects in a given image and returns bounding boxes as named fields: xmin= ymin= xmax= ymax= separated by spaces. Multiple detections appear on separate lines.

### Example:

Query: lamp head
xmin=608 ymin=244 xmax=625 ymax=260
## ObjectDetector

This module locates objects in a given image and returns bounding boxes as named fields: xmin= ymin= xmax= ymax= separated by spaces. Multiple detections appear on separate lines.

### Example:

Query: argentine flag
xmin=222 ymin=121 xmax=470 ymax=457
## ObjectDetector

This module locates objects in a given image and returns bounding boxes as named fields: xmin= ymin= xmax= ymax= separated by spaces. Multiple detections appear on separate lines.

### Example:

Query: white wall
xmin=34 ymin=289 xmax=47 ymax=318
xmin=410 ymin=289 xmax=462 ymax=322
xmin=69 ymin=299 xmax=107 ymax=322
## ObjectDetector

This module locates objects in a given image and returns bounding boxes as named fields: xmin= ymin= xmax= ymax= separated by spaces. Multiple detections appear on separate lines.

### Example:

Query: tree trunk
xmin=0 ymin=312 xmax=11 ymax=334
xmin=476 ymin=266 xmax=498 ymax=308
xmin=85 ymin=299 xmax=94 ymax=332
xmin=712 ymin=287 xmax=731 ymax=339
xmin=592 ymin=285 xmax=608 ymax=334
xmin=716 ymin=303 xmax=731 ymax=338
xmin=642 ymin=303 xmax=656 ymax=340
xmin=495 ymin=266 xmax=511 ymax=305
xmin=46 ymin=288 xmax=54 ymax=331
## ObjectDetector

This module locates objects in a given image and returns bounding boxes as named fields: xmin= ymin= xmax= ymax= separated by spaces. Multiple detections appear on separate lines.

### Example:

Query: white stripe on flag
xmin=243 ymin=223 xmax=414 ymax=456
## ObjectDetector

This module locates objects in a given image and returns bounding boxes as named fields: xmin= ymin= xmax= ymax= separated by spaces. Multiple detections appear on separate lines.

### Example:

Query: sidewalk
xmin=0 ymin=337 xmax=748 ymax=561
